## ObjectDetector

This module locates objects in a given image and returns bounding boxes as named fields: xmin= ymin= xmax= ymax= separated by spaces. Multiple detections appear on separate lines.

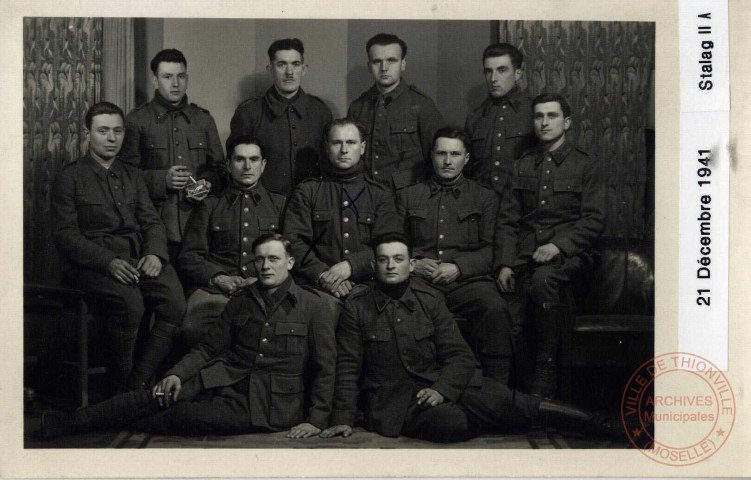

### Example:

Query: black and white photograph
xmin=4 ymin=0 xmax=749 ymax=477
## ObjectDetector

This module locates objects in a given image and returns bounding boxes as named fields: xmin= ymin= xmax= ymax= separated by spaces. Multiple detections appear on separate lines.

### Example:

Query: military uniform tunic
xmin=347 ymin=81 xmax=444 ymax=190
xmin=282 ymin=170 xmax=401 ymax=285
xmin=464 ymin=87 xmax=536 ymax=195
xmin=120 ymin=94 xmax=225 ymax=244
xmin=229 ymin=87 xmax=333 ymax=197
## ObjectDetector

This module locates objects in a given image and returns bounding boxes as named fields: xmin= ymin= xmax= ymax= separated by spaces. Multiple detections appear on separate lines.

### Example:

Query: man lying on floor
xmin=40 ymin=233 xmax=337 ymax=439
xmin=320 ymin=232 xmax=625 ymax=443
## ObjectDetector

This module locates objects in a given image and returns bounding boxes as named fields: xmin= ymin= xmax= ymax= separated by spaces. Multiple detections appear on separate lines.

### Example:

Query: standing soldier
xmin=397 ymin=128 xmax=512 ymax=382
xmin=348 ymin=33 xmax=444 ymax=191
xmin=496 ymin=94 xmax=606 ymax=398
xmin=465 ymin=43 xmax=536 ymax=196
xmin=229 ymin=38 xmax=333 ymax=197
xmin=120 ymin=49 xmax=225 ymax=262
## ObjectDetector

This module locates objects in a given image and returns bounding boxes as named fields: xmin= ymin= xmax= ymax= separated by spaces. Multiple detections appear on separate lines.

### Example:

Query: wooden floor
xmin=24 ymin=405 xmax=625 ymax=450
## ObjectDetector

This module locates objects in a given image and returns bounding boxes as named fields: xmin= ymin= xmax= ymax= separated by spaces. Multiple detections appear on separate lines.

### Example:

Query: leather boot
xmin=537 ymin=399 xmax=626 ymax=441
xmin=529 ymin=305 xmax=563 ymax=398
xmin=128 ymin=321 xmax=178 ymax=390
xmin=482 ymin=356 xmax=512 ymax=385
xmin=39 ymin=389 xmax=155 ymax=439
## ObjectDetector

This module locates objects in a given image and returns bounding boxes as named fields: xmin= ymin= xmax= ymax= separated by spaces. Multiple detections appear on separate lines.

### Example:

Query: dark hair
xmin=366 ymin=33 xmax=407 ymax=59
xmin=85 ymin=102 xmax=124 ymax=130
xmin=482 ymin=43 xmax=523 ymax=70
xmin=252 ymin=233 xmax=293 ymax=257
xmin=371 ymin=232 xmax=413 ymax=257
xmin=324 ymin=118 xmax=366 ymax=143
xmin=532 ymin=93 xmax=572 ymax=118
xmin=432 ymin=127 xmax=470 ymax=152
xmin=150 ymin=49 xmax=187 ymax=75
xmin=268 ymin=38 xmax=305 ymax=62
xmin=226 ymin=135 xmax=264 ymax=159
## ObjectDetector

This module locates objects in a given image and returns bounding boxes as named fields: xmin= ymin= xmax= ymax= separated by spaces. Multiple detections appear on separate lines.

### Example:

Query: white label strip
xmin=678 ymin=0 xmax=730 ymax=369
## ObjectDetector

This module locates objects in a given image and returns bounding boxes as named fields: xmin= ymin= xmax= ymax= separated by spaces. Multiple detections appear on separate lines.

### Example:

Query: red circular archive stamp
xmin=621 ymin=352 xmax=735 ymax=466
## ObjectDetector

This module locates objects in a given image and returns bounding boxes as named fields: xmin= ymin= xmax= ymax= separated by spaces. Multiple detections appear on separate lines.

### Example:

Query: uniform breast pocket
xmin=406 ymin=208 xmax=429 ymax=244
xmin=458 ymin=208 xmax=482 ymax=248
xmin=141 ymin=134 xmax=168 ymax=169
xmin=74 ymin=194 xmax=107 ymax=229
xmin=390 ymin=120 xmax=420 ymax=158
xmin=187 ymin=133 xmax=208 ymax=167
xmin=512 ymin=175 xmax=538 ymax=211
xmin=504 ymin=125 xmax=536 ymax=158
xmin=357 ymin=211 xmax=376 ymax=245
xmin=256 ymin=215 xmax=280 ymax=233
xmin=311 ymin=210 xmax=332 ymax=245
xmin=414 ymin=323 xmax=437 ymax=364
xmin=269 ymin=374 xmax=305 ymax=427
xmin=552 ymin=177 xmax=583 ymax=212
xmin=209 ymin=216 xmax=233 ymax=251
xmin=470 ymin=133 xmax=490 ymax=161
xmin=275 ymin=322 xmax=308 ymax=355
xmin=363 ymin=327 xmax=392 ymax=363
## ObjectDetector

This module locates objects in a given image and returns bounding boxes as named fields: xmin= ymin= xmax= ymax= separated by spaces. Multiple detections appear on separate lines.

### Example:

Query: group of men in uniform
xmin=42 ymin=33 xmax=617 ymax=443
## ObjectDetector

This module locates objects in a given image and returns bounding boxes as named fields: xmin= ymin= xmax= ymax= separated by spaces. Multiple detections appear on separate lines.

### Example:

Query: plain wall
xmin=135 ymin=19 xmax=496 ymax=147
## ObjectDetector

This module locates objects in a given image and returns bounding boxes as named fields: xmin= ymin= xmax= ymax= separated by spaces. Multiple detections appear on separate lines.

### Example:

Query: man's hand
xmin=165 ymin=165 xmax=192 ymax=190
xmin=136 ymin=254 xmax=162 ymax=278
xmin=413 ymin=258 xmax=440 ymax=278
xmin=496 ymin=267 xmax=515 ymax=293
xmin=211 ymin=274 xmax=246 ymax=294
xmin=332 ymin=280 xmax=354 ymax=299
xmin=416 ymin=388 xmax=445 ymax=407
xmin=429 ymin=263 xmax=460 ymax=285
xmin=152 ymin=375 xmax=182 ymax=408
xmin=319 ymin=261 xmax=352 ymax=292
xmin=319 ymin=425 xmax=353 ymax=438
xmin=532 ymin=243 xmax=561 ymax=263
xmin=108 ymin=258 xmax=140 ymax=285
xmin=286 ymin=422 xmax=321 ymax=439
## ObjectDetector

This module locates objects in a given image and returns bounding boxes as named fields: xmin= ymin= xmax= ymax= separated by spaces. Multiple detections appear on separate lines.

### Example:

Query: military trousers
xmin=178 ymin=289 xmax=230 ymax=349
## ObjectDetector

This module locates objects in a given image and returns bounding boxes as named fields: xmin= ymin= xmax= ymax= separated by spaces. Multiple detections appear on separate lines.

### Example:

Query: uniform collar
xmin=368 ymin=80 xmax=408 ymax=105
xmin=81 ymin=153 xmax=123 ymax=180
xmin=535 ymin=140 xmax=573 ymax=166
xmin=249 ymin=276 xmax=300 ymax=306
xmin=374 ymin=283 xmax=418 ymax=313
xmin=481 ymin=85 xmax=523 ymax=117
xmin=150 ymin=92 xmax=193 ymax=124
xmin=264 ymin=86 xmax=309 ymax=119
xmin=428 ymin=174 xmax=466 ymax=198
xmin=227 ymin=183 xmax=265 ymax=206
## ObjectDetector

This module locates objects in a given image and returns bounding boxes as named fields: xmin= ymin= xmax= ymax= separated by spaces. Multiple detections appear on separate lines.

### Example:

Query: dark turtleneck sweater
xmin=376 ymin=277 xmax=410 ymax=300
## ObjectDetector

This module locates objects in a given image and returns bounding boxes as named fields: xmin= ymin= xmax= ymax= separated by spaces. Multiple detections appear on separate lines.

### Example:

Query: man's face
xmin=269 ymin=49 xmax=306 ymax=97
xmin=327 ymin=124 xmax=365 ymax=170
xmin=228 ymin=143 xmax=267 ymax=188
xmin=86 ymin=114 xmax=124 ymax=161
xmin=253 ymin=240 xmax=294 ymax=288
xmin=152 ymin=62 xmax=188 ymax=104
xmin=533 ymin=101 xmax=571 ymax=148
xmin=431 ymin=137 xmax=469 ymax=181
xmin=483 ymin=54 xmax=521 ymax=98
xmin=368 ymin=43 xmax=406 ymax=91
xmin=374 ymin=242 xmax=414 ymax=285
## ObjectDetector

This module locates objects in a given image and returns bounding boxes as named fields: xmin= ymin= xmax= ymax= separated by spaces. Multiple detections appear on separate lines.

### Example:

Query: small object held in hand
xmin=186 ymin=177 xmax=209 ymax=199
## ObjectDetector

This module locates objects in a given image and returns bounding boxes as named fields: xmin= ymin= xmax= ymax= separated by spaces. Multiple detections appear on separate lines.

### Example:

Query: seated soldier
xmin=177 ymin=135 xmax=285 ymax=347
xmin=495 ymin=93 xmax=606 ymax=398
xmin=51 ymin=101 xmax=186 ymax=392
xmin=40 ymin=234 xmax=337 ymax=439
xmin=397 ymin=128 xmax=512 ymax=382
xmin=283 ymin=118 xmax=401 ymax=299
xmin=321 ymin=233 xmax=622 ymax=443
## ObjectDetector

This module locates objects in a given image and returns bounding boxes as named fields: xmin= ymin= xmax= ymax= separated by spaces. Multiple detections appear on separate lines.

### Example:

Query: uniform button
xmin=214 ymin=226 xmax=221 ymax=230
xmin=439 ymin=218 xmax=444 ymax=223
xmin=499 ymin=117 xmax=504 ymax=121
xmin=497 ymin=133 xmax=502 ymax=138
xmin=543 ymin=185 xmax=548 ymax=190
xmin=113 ymin=185 xmax=119 ymax=190
xmin=244 ymin=207 xmax=249 ymax=213
xmin=265 ymin=322 xmax=270 ymax=327
xmin=546 ymin=170 xmax=550 ymax=174
xmin=439 ymin=234 xmax=444 ymax=239
xmin=370 ymin=334 xmax=376 ymax=339
xmin=242 ymin=266 xmax=247 ymax=271
xmin=502 ymin=105 xmax=507 ymax=109
xmin=496 ymin=146 xmax=501 ymax=151
xmin=567 ymin=185 xmax=571 ymax=190
xmin=375 ymin=155 xmax=379 ymax=160
xmin=374 ymin=170 xmax=379 ymax=175
xmin=291 ymin=124 xmax=296 ymax=129
xmin=244 ymin=194 xmax=250 ymax=199
xmin=270 ymin=224 xmax=275 ymax=228
xmin=540 ymin=200 xmax=546 ymax=205
xmin=343 ymin=217 xmax=349 ymax=223
xmin=343 ymin=200 xmax=349 ymax=207
xmin=244 ymin=222 xmax=249 ymax=227
xmin=343 ymin=233 xmax=350 ymax=239
xmin=396 ymin=318 xmax=401 ymax=323
xmin=366 ymin=217 xmax=371 ymax=222
xmin=178 ymin=155 xmax=182 ymax=160
xmin=261 ymin=338 xmax=268 ymax=343
xmin=117 ymin=202 xmax=122 ymax=206
xmin=538 ymin=229 xmax=544 ymax=234
xmin=548 ymin=158 xmax=552 ymax=162
xmin=494 ymin=161 xmax=500 ymax=166
xmin=440 ymin=205 xmax=445 ymax=209
xmin=175 ymin=141 xmax=179 ymax=145
xmin=173 ymin=127 xmax=177 ymax=131
xmin=438 ymin=250 xmax=443 ymax=255
xmin=293 ymin=141 xmax=298 ymax=146
xmin=493 ymin=176 xmax=499 ymax=181
xmin=344 ymin=249 xmax=349 ymax=254
xmin=242 ymin=252 xmax=248 ymax=257
xmin=258 ymin=353 xmax=264 ymax=358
